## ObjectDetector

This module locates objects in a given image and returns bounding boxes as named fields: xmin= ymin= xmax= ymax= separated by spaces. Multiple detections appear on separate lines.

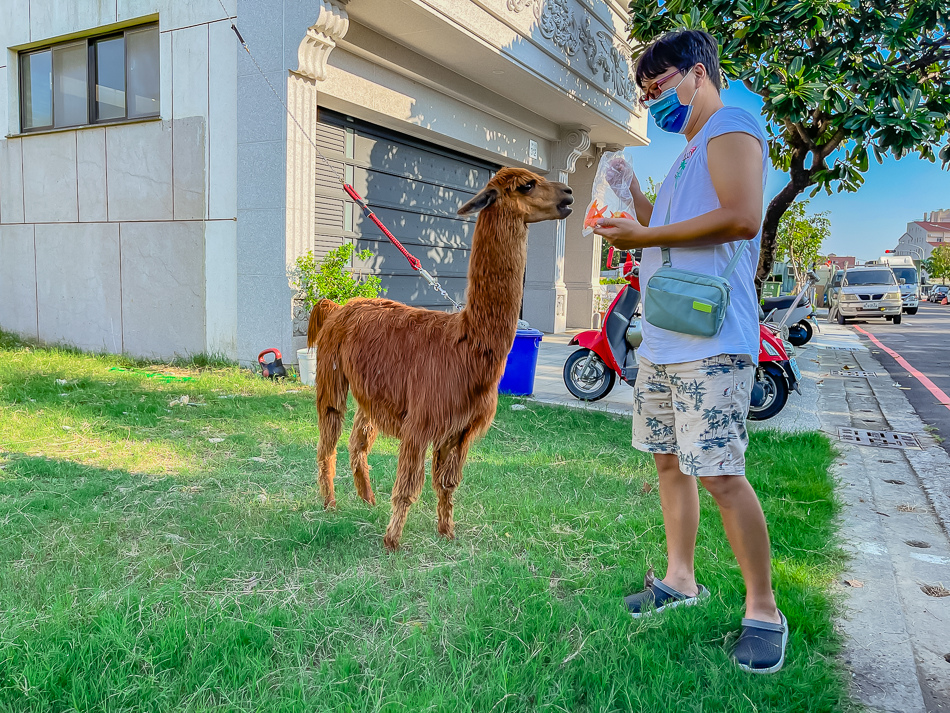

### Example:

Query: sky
xmin=626 ymin=84 xmax=950 ymax=262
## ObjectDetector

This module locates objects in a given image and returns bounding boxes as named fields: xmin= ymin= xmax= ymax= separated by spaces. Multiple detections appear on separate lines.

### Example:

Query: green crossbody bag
xmin=644 ymin=242 xmax=748 ymax=337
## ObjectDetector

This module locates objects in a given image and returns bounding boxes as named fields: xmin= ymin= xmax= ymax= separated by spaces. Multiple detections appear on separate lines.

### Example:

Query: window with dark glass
xmin=19 ymin=24 xmax=159 ymax=132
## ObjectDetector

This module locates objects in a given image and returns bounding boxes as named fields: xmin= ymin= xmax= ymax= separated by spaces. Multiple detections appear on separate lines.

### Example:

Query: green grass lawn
xmin=0 ymin=331 xmax=850 ymax=712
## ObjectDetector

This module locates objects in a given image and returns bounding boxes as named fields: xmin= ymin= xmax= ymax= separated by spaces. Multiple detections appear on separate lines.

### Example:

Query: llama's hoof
xmin=383 ymin=535 xmax=401 ymax=552
xmin=360 ymin=493 xmax=377 ymax=507
xmin=437 ymin=526 xmax=455 ymax=540
xmin=323 ymin=497 xmax=337 ymax=510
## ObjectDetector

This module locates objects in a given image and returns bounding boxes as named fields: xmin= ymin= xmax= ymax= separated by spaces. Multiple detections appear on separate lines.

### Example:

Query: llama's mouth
xmin=557 ymin=197 xmax=574 ymax=217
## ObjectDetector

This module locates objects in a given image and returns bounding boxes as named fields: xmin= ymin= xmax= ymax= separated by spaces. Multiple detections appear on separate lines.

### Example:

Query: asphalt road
xmin=846 ymin=300 xmax=950 ymax=456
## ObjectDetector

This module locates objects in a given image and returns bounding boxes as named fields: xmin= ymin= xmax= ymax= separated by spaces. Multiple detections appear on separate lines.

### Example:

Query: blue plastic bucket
xmin=498 ymin=328 xmax=543 ymax=396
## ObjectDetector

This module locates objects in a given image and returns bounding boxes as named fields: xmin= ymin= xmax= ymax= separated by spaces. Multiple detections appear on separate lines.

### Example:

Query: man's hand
xmin=592 ymin=217 xmax=653 ymax=250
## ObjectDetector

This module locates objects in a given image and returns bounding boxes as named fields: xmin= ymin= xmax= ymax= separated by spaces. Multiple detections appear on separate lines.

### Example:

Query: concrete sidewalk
xmin=529 ymin=320 xmax=950 ymax=712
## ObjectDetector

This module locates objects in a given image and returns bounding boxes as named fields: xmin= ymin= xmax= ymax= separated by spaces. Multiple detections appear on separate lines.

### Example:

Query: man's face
xmin=638 ymin=66 xmax=686 ymax=105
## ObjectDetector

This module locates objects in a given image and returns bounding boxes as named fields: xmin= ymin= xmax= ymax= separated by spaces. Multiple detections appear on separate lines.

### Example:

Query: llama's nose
xmin=564 ymin=186 xmax=573 ymax=194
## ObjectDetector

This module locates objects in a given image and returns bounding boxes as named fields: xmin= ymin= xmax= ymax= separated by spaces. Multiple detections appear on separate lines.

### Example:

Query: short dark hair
xmin=635 ymin=29 xmax=722 ymax=92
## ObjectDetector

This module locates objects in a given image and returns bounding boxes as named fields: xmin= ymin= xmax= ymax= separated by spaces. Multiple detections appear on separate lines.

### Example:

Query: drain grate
xmin=821 ymin=345 xmax=865 ymax=351
xmin=827 ymin=370 xmax=879 ymax=377
xmin=837 ymin=427 xmax=922 ymax=449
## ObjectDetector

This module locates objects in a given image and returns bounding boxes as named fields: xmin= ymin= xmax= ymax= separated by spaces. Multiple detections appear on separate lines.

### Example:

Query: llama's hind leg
xmin=348 ymin=407 xmax=377 ymax=506
xmin=433 ymin=430 xmax=472 ymax=540
xmin=383 ymin=437 xmax=427 ymax=551
xmin=316 ymin=364 xmax=348 ymax=509
xmin=316 ymin=407 xmax=344 ymax=509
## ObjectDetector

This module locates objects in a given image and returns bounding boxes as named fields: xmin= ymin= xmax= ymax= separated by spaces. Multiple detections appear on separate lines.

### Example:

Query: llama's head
xmin=457 ymin=168 xmax=573 ymax=223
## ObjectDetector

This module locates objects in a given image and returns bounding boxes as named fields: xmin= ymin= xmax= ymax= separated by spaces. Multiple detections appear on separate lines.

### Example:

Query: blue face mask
xmin=645 ymin=70 xmax=698 ymax=134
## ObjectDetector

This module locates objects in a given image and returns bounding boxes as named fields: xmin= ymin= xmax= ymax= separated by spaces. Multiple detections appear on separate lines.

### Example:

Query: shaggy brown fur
xmin=308 ymin=168 xmax=573 ymax=550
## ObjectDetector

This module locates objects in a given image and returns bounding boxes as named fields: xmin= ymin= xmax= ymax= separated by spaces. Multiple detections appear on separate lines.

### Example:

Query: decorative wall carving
xmin=551 ymin=125 xmax=591 ymax=176
xmin=507 ymin=0 xmax=636 ymax=104
xmin=297 ymin=0 xmax=350 ymax=81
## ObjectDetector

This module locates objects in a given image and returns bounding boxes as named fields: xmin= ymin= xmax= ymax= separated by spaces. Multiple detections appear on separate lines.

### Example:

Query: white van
xmin=875 ymin=255 xmax=920 ymax=314
xmin=835 ymin=266 xmax=903 ymax=324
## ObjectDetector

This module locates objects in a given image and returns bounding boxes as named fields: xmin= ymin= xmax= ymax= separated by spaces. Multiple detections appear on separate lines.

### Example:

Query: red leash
xmin=340 ymin=183 xmax=461 ymax=310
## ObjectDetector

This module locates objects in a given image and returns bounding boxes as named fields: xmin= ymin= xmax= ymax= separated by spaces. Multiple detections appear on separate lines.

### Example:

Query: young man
xmin=593 ymin=29 xmax=788 ymax=674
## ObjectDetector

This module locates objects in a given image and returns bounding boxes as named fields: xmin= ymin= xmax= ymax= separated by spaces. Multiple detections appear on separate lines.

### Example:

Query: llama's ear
xmin=458 ymin=187 xmax=498 ymax=216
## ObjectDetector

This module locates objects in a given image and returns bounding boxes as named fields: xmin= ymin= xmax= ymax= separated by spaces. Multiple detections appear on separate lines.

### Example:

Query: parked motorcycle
xmin=562 ymin=248 xmax=641 ymax=401
xmin=750 ymin=322 xmax=801 ymax=420
xmin=761 ymin=270 xmax=820 ymax=347
xmin=563 ymin=249 xmax=800 ymax=420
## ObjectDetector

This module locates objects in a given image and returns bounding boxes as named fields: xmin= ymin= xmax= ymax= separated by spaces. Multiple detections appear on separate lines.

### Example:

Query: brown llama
xmin=307 ymin=167 xmax=573 ymax=550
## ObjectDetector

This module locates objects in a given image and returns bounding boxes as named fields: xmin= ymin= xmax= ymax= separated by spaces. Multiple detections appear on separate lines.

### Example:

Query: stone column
xmin=522 ymin=125 xmax=590 ymax=333
xmin=287 ymin=0 xmax=350 ymax=355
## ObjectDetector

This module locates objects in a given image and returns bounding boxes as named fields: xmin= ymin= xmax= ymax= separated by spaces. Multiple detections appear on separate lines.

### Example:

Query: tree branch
xmin=818 ymin=128 xmax=847 ymax=159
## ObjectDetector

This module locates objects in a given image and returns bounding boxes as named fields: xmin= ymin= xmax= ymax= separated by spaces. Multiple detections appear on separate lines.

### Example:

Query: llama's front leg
xmin=432 ymin=432 xmax=471 ymax=540
xmin=383 ymin=438 xmax=427 ymax=551
xmin=348 ymin=407 xmax=377 ymax=506
xmin=316 ymin=407 xmax=344 ymax=509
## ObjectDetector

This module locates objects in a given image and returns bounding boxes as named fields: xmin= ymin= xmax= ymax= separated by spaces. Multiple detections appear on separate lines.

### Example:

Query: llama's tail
xmin=307 ymin=299 xmax=341 ymax=348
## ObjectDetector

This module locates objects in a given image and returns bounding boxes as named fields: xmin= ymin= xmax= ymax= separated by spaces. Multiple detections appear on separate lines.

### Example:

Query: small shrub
xmin=290 ymin=243 xmax=385 ymax=309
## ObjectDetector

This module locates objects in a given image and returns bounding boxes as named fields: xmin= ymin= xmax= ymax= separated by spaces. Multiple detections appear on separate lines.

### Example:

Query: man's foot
xmin=733 ymin=610 xmax=788 ymax=674
xmin=624 ymin=579 xmax=710 ymax=618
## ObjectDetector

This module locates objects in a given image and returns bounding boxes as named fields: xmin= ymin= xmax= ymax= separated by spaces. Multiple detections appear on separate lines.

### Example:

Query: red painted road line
xmin=853 ymin=325 xmax=950 ymax=412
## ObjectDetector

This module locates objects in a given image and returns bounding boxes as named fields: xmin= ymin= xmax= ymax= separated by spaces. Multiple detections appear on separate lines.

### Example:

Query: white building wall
xmin=0 ymin=0 xmax=238 ymax=359
xmin=3 ymin=0 xmax=646 ymax=362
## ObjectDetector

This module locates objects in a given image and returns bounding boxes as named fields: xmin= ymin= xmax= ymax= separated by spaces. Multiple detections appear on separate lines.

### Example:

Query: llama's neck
xmin=461 ymin=206 xmax=528 ymax=356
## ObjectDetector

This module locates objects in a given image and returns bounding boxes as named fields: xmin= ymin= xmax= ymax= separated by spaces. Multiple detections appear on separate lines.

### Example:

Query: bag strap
xmin=660 ymin=240 xmax=749 ymax=279
xmin=721 ymin=240 xmax=749 ymax=281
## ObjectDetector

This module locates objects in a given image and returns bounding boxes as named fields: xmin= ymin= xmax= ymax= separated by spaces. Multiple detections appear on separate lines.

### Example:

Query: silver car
xmin=834 ymin=266 xmax=903 ymax=324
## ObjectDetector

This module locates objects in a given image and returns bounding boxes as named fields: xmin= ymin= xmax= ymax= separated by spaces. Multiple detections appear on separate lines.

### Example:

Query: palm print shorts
xmin=631 ymin=354 xmax=754 ymax=477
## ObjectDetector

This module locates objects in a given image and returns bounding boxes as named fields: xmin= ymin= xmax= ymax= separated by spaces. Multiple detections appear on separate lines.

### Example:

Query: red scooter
xmin=563 ymin=249 xmax=800 ymax=420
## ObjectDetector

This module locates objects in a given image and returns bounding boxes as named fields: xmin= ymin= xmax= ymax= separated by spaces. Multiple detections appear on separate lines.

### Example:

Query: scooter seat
xmin=761 ymin=295 xmax=797 ymax=311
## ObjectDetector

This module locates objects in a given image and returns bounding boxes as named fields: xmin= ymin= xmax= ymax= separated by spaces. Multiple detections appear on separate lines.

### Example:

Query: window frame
xmin=18 ymin=22 xmax=159 ymax=134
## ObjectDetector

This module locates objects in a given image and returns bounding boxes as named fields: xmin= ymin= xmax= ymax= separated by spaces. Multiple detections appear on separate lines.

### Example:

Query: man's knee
xmin=699 ymin=474 xmax=748 ymax=501
xmin=654 ymin=453 xmax=682 ymax=477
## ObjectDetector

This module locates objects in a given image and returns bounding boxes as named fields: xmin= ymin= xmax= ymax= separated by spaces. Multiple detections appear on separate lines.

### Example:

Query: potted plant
xmin=290 ymin=243 xmax=385 ymax=384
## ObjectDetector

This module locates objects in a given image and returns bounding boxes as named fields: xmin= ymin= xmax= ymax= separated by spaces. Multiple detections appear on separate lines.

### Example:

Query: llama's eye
xmin=517 ymin=181 xmax=536 ymax=194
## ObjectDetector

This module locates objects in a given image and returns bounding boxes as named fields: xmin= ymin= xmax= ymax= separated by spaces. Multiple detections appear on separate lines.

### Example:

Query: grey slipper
xmin=733 ymin=610 xmax=789 ymax=674
xmin=624 ymin=579 xmax=710 ymax=619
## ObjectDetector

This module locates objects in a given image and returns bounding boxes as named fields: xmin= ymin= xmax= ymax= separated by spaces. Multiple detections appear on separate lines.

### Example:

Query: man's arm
xmin=630 ymin=183 xmax=654 ymax=226
xmin=593 ymin=132 xmax=764 ymax=249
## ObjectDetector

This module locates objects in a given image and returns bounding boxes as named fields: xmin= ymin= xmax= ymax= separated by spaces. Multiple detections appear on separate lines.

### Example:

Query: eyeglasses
xmin=637 ymin=68 xmax=684 ymax=105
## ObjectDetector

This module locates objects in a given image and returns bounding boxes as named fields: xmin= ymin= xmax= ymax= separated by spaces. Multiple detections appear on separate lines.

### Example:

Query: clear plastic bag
xmin=582 ymin=151 xmax=636 ymax=237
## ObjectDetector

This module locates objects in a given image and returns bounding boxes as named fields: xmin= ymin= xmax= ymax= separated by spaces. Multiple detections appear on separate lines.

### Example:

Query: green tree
xmin=775 ymin=199 xmax=831 ymax=284
xmin=922 ymin=244 xmax=950 ymax=284
xmin=290 ymin=242 xmax=384 ymax=309
xmin=626 ymin=2 xmax=950 ymax=292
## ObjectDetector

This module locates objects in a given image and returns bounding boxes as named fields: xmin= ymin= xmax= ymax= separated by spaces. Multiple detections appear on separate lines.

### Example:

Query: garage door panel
xmin=315 ymin=159 xmax=348 ymax=191
xmin=349 ymin=168 xmax=475 ymax=218
xmin=353 ymin=238 xmax=470 ymax=278
xmin=370 ymin=275 xmax=469 ymax=308
xmin=356 ymin=207 xmax=475 ymax=250
xmin=316 ymin=110 xmax=497 ymax=310
xmin=316 ymin=120 xmax=347 ymax=156
xmin=352 ymin=132 xmax=492 ymax=192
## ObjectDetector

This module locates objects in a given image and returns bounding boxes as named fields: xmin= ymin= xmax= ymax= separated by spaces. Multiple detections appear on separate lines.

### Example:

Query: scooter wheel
xmin=563 ymin=348 xmax=616 ymax=401
xmin=788 ymin=319 xmax=813 ymax=347
xmin=747 ymin=364 xmax=790 ymax=421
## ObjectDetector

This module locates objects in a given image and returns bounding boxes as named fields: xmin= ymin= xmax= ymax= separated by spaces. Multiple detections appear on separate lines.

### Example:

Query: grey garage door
xmin=314 ymin=110 xmax=499 ymax=310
